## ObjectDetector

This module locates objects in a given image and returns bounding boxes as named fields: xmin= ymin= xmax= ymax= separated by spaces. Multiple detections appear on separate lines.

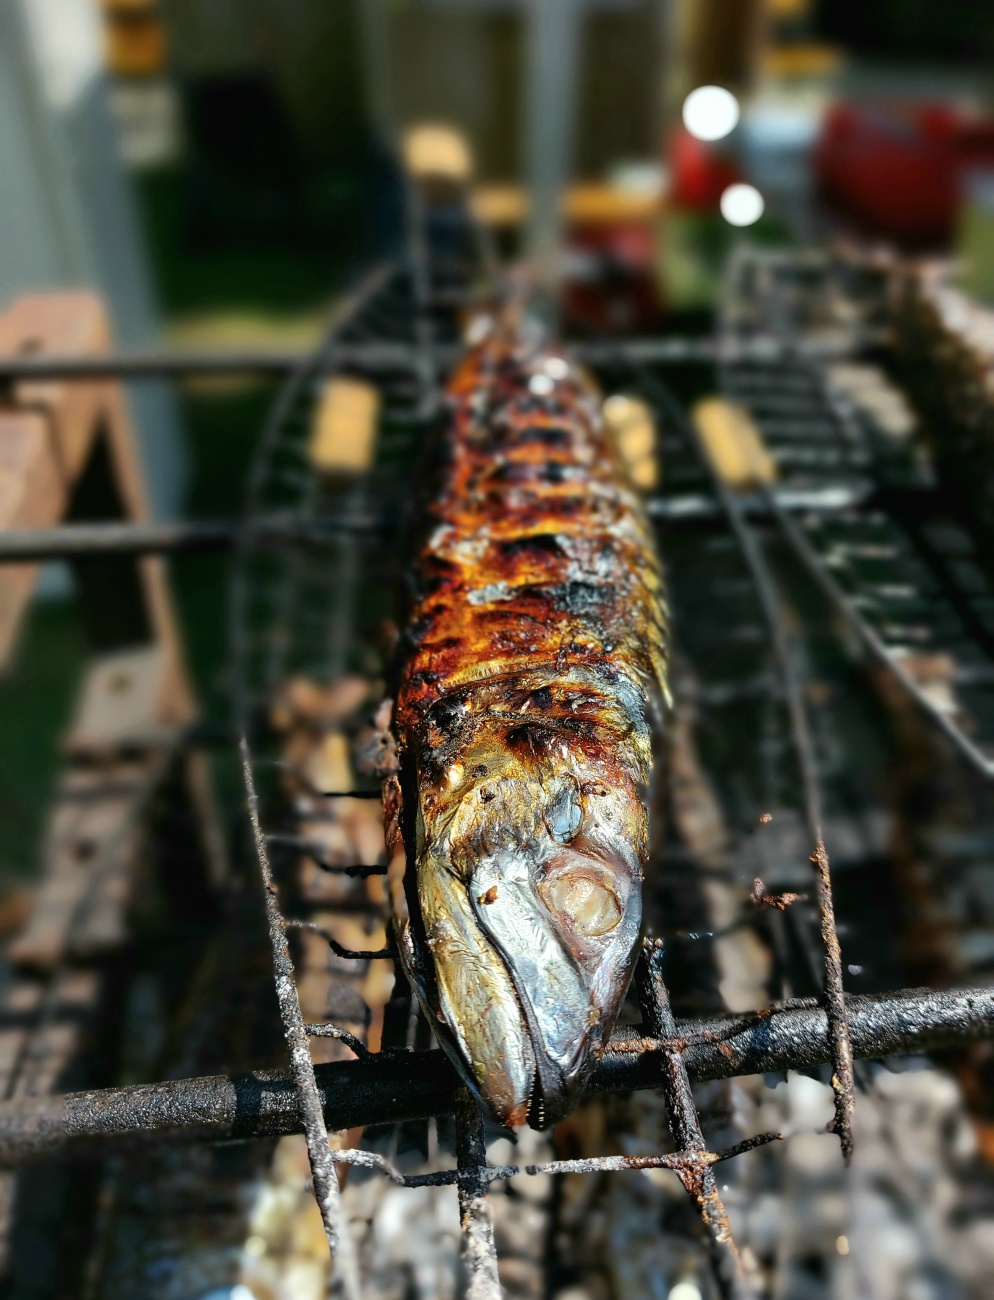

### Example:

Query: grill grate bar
xmin=772 ymin=499 xmax=994 ymax=780
xmin=0 ymin=516 xmax=385 ymax=563
xmin=638 ymin=369 xmax=858 ymax=1160
xmin=230 ymin=262 xmax=402 ymax=1290
xmin=454 ymin=1089 xmax=502 ymax=1300
xmin=0 ymin=484 xmax=878 ymax=565
xmin=718 ymin=249 xmax=994 ymax=782
xmin=266 ymin=833 xmax=389 ymax=877
xmin=284 ymin=918 xmax=394 ymax=961
xmin=0 ymin=332 xmax=889 ymax=383
xmin=0 ymin=985 xmax=986 ymax=1170
xmin=217 ymin=238 xmax=994 ymax=1295
xmin=637 ymin=938 xmax=754 ymax=1298
xmin=241 ymin=737 xmax=362 ymax=1298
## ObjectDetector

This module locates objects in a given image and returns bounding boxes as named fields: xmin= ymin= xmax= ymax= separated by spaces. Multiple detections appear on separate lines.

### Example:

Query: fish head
xmin=412 ymin=722 xmax=646 ymax=1127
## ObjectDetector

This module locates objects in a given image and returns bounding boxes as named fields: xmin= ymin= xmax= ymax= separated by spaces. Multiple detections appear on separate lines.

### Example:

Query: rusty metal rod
xmin=644 ymin=371 xmax=858 ymax=1161
xmin=637 ymin=939 xmax=750 ymax=1300
xmin=277 ymin=1131 xmax=783 ymax=1190
xmin=0 ymin=334 xmax=886 ymax=383
xmin=394 ymin=1133 xmax=782 ymax=1188
xmin=241 ymin=739 xmax=361 ymax=1299
xmin=0 ymin=986 xmax=987 ymax=1170
xmin=0 ymin=515 xmax=384 ymax=563
xmin=454 ymin=1088 xmax=501 ymax=1299
xmin=0 ymin=488 xmax=874 ymax=565
xmin=769 ymin=500 xmax=994 ymax=782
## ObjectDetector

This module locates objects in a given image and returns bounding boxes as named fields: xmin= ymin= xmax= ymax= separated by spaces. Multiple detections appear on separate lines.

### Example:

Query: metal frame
xmin=0 ymin=332 xmax=889 ymax=384
xmin=0 ymin=486 xmax=870 ymax=562
xmin=716 ymin=246 xmax=994 ymax=781
xmin=0 ymin=983 xmax=982 ymax=1169
xmin=0 ymin=243 xmax=992 ymax=1299
xmin=636 ymin=368 xmax=857 ymax=1159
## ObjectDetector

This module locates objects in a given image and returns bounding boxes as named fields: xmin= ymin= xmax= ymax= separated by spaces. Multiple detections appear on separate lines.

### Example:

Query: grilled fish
xmin=383 ymin=305 xmax=669 ymax=1127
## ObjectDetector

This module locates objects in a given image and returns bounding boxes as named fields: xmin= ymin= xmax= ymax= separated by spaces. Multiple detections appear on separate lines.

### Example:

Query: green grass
xmin=170 ymin=388 xmax=274 ymax=708
xmin=134 ymin=167 xmax=359 ymax=319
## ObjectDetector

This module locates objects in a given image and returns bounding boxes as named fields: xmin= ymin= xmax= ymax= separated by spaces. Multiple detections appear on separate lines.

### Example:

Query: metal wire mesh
xmin=224 ymin=235 xmax=994 ymax=1298
xmin=0 ymin=234 xmax=993 ymax=1297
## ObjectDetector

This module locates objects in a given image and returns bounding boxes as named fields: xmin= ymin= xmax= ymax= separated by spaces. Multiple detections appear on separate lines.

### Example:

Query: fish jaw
xmin=469 ymin=843 xmax=641 ymax=1127
xmin=417 ymin=850 xmax=537 ymax=1126
xmin=409 ymin=747 xmax=646 ymax=1128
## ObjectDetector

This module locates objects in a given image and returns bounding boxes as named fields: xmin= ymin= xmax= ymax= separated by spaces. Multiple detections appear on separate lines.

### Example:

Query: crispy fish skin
xmin=386 ymin=311 xmax=669 ymax=1127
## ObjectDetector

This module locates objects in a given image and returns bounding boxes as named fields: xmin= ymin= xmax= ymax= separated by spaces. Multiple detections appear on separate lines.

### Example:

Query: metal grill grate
xmin=224 ymin=238 xmax=994 ymax=1297
xmin=0 ymin=238 xmax=993 ymax=1298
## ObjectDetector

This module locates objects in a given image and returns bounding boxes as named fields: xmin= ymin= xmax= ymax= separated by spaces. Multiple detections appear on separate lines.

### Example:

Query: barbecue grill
xmin=1 ymin=217 xmax=993 ymax=1300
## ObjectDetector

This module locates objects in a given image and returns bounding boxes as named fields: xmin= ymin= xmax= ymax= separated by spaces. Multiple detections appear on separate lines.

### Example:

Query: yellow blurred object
xmin=763 ymin=44 xmax=843 ymax=78
xmin=471 ymin=184 xmax=529 ymax=227
xmin=402 ymin=124 xmax=473 ymax=184
xmin=471 ymin=182 xmax=663 ymax=229
xmin=102 ymin=0 xmax=168 ymax=77
xmin=304 ymin=732 xmax=352 ymax=797
xmin=565 ymin=184 xmax=663 ymax=224
xmin=692 ymin=398 xmax=777 ymax=489
xmin=307 ymin=378 xmax=380 ymax=476
xmin=603 ymin=394 xmax=659 ymax=491
xmin=767 ymin=0 xmax=812 ymax=16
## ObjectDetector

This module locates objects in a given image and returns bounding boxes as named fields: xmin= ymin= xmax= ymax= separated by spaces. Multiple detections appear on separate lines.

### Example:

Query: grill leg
xmin=454 ymin=1087 xmax=501 ymax=1299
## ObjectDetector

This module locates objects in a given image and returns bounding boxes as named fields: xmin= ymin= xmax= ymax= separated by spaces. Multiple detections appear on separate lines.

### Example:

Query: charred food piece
xmin=385 ymin=310 xmax=669 ymax=1128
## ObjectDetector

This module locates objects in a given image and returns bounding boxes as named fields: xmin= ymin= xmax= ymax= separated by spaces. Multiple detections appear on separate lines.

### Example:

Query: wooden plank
xmin=563 ymin=182 xmax=663 ymax=223
xmin=0 ymin=294 xmax=194 ymax=723
xmin=470 ymin=182 xmax=665 ymax=228
xmin=0 ymin=983 xmax=44 ymax=1102
xmin=0 ymin=410 xmax=69 ymax=664
xmin=0 ymin=291 xmax=221 ymax=1286
xmin=102 ymin=390 xmax=194 ymax=725
xmin=7 ymin=969 xmax=101 ymax=1100
xmin=470 ymin=184 xmax=528 ymax=228
xmin=0 ymin=293 xmax=108 ymax=484
xmin=64 ymin=645 xmax=178 ymax=755
xmin=0 ymin=288 xmax=216 ymax=969
xmin=9 ymin=642 xmax=189 ymax=971
xmin=7 ymin=756 xmax=153 ymax=971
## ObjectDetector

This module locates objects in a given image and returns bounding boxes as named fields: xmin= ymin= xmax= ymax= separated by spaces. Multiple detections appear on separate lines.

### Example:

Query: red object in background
xmin=561 ymin=220 xmax=664 ymax=336
xmin=959 ymin=119 xmax=994 ymax=179
xmin=669 ymin=126 xmax=741 ymax=211
xmin=814 ymin=102 xmax=994 ymax=246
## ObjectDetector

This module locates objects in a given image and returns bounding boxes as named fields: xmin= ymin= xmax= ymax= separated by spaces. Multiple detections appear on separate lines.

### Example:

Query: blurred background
xmin=3 ymin=1 xmax=994 ymax=1297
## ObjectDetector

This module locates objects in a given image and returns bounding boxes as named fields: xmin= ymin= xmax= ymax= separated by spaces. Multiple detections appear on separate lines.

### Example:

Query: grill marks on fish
xmin=387 ymin=311 xmax=669 ymax=1126
xmin=398 ymin=357 xmax=666 ymax=715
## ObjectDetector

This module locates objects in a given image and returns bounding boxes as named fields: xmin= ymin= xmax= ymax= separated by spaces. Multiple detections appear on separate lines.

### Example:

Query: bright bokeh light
xmin=720 ymin=183 xmax=765 ymax=227
xmin=668 ymin=1281 xmax=703 ymax=1300
xmin=682 ymin=85 xmax=740 ymax=142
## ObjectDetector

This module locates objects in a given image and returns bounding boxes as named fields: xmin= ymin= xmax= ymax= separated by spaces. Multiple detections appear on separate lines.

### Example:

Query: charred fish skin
xmin=386 ymin=311 xmax=669 ymax=1128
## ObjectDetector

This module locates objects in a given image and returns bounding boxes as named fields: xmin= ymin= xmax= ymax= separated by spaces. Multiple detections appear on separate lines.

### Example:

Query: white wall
xmin=0 ymin=0 xmax=186 ymax=520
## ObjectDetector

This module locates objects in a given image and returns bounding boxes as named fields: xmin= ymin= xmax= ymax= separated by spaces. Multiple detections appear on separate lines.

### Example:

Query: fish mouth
xmin=517 ymin=985 xmax=581 ymax=1130
xmin=408 ymin=757 xmax=646 ymax=1130
xmin=465 ymin=847 xmax=640 ymax=1128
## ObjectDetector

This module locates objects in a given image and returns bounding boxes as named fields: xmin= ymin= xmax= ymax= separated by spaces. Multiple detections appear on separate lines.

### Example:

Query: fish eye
xmin=544 ymin=782 xmax=583 ymax=844
xmin=541 ymin=870 xmax=621 ymax=938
